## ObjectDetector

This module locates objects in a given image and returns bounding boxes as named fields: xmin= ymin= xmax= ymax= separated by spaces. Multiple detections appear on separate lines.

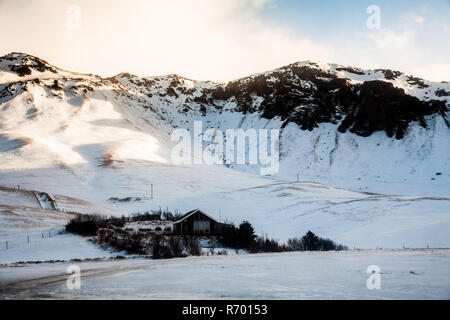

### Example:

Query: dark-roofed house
xmin=173 ymin=209 xmax=232 ymax=235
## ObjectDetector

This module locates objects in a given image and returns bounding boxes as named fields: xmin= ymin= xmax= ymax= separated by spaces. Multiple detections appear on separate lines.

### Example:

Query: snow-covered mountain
xmin=1 ymin=53 xmax=449 ymax=193
xmin=0 ymin=52 xmax=449 ymax=247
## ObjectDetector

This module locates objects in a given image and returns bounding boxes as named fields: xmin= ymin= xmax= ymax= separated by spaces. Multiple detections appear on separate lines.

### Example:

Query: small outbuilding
xmin=173 ymin=209 xmax=232 ymax=235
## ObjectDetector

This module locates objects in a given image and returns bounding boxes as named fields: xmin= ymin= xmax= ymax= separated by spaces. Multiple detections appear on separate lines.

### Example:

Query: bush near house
xmin=65 ymin=214 xmax=126 ymax=236
xmin=220 ymin=221 xmax=257 ymax=249
xmin=66 ymin=213 xmax=201 ymax=258
xmin=219 ymin=221 xmax=348 ymax=253
xmin=285 ymin=231 xmax=348 ymax=251
xmin=130 ymin=208 xmax=183 ymax=222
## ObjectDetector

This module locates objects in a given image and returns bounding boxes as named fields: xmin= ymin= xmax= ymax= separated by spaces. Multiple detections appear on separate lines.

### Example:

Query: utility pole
xmin=150 ymin=184 xmax=154 ymax=200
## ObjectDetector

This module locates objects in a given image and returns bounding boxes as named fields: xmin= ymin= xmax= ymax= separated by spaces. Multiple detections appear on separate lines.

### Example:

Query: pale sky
xmin=0 ymin=0 xmax=449 ymax=82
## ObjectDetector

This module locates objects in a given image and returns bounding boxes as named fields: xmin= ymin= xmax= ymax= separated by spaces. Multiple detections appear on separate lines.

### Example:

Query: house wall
xmin=173 ymin=211 xmax=231 ymax=235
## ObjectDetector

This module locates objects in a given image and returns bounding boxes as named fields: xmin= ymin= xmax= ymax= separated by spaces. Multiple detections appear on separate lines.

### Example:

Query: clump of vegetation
xmin=130 ymin=208 xmax=183 ymax=222
xmin=66 ymin=208 xmax=182 ymax=237
xmin=220 ymin=221 xmax=256 ymax=249
xmin=183 ymin=236 xmax=202 ymax=256
xmin=130 ymin=212 xmax=161 ymax=221
xmin=66 ymin=213 xmax=201 ymax=259
xmin=285 ymin=231 xmax=348 ymax=252
xmin=151 ymin=235 xmax=198 ymax=259
xmin=65 ymin=214 xmax=127 ymax=236
xmin=252 ymin=236 xmax=288 ymax=253
xmin=219 ymin=221 xmax=348 ymax=253
xmin=66 ymin=213 xmax=347 ymax=260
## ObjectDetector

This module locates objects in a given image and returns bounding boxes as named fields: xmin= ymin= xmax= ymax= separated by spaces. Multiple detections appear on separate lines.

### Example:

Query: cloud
xmin=0 ymin=0 xmax=332 ymax=83
xmin=410 ymin=62 xmax=450 ymax=82
xmin=0 ymin=0 xmax=447 ymax=82
xmin=404 ymin=12 xmax=426 ymax=25
xmin=368 ymin=30 xmax=415 ymax=50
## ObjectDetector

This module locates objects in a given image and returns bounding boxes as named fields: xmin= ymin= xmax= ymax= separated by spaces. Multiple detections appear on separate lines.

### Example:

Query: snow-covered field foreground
xmin=0 ymin=250 xmax=449 ymax=300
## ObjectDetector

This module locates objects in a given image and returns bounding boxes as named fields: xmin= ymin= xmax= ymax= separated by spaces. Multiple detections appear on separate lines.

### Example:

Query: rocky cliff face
xmin=198 ymin=62 xmax=449 ymax=139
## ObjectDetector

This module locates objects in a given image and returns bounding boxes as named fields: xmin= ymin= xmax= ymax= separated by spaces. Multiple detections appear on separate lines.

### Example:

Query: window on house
xmin=193 ymin=220 xmax=210 ymax=233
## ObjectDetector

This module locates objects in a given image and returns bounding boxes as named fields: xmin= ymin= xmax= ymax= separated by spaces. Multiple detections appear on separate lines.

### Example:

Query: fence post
xmin=28 ymin=235 xmax=30 ymax=244
xmin=49 ymin=231 xmax=51 ymax=238
xmin=5 ymin=240 xmax=8 ymax=250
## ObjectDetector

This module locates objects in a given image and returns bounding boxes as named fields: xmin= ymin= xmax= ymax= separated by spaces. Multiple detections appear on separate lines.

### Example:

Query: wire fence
xmin=0 ymin=228 xmax=64 ymax=252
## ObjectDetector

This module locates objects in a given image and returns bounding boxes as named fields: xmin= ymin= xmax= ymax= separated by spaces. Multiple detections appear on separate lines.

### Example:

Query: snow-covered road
xmin=1 ymin=250 xmax=449 ymax=300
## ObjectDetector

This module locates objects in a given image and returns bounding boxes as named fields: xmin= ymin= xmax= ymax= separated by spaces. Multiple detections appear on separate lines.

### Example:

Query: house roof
xmin=173 ymin=209 xmax=218 ymax=224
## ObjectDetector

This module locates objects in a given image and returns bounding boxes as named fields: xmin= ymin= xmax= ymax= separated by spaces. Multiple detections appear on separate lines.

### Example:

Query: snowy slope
xmin=0 ymin=53 xmax=449 ymax=249
xmin=0 ymin=187 xmax=118 ymax=216
xmin=109 ymin=60 xmax=450 ymax=196
xmin=147 ymin=181 xmax=450 ymax=248
xmin=0 ymin=204 xmax=122 ymax=264
xmin=0 ymin=188 xmax=40 ymax=208
xmin=0 ymin=232 xmax=122 ymax=264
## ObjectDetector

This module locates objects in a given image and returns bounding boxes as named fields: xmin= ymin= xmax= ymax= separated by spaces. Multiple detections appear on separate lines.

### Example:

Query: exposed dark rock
xmin=9 ymin=65 xmax=32 ymax=77
xmin=50 ymin=80 xmax=63 ymax=91
xmin=166 ymin=86 xmax=179 ymax=98
xmin=375 ymin=69 xmax=402 ymax=80
xmin=199 ymin=64 xmax=447 ymax=138
xmin=435 ymin=89 xmax=450 ymax=97
xmin=335 ymin=67 xmax=365 ymax=75
xmin=338 ymin=81 xmax=445 ymax=139
xmin=407 ymin=76 xmax=429 ymax=89
xmin=3 ymin=53 xmax=58 ymax=76
xmin=0 ymin=82 xmax=26 ymax=101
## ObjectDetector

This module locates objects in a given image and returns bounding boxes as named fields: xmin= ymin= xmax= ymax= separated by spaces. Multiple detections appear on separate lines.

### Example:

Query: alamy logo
xmin=66 ymin=5 xmax=81 ymax=30
xmin=66 ymin=265 xmax=81 ymax=290
xmin=366 ymin=5 xmax=381 ymax=30
xmin=366 ymin=265 xmax=381 ymax=290
xmin=171 ymin=121 xmax=280 ymax=175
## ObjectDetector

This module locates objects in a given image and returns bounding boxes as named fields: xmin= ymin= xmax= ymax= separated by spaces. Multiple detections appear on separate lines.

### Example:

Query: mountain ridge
xmin=1 ymin=52 xmax=448 ymax=139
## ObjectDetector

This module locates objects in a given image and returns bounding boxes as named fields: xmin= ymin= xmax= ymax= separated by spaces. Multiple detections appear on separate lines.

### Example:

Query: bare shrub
xmin=168 ymin=237 xmax=184 ymax=258
xmin=183 ymin=236 xmax=201 ymax=256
